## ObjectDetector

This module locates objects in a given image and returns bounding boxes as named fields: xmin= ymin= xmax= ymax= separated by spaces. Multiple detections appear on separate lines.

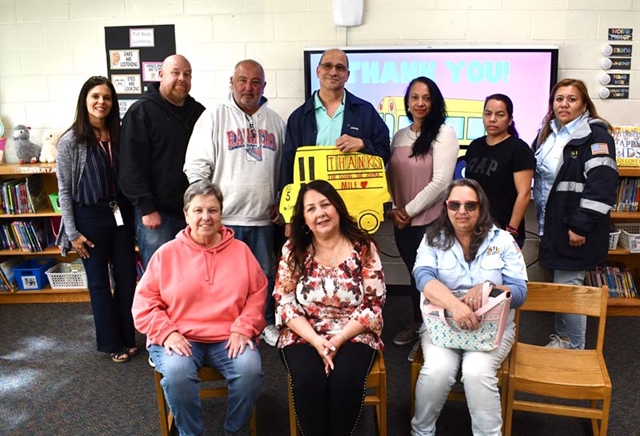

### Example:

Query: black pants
xmin=393 ymin=224 xmax=428 ymax=324
xmin=74 ymin=200 xmax=137 ymax=353
xmin=282 ymin=342 xmax=376 ymax=436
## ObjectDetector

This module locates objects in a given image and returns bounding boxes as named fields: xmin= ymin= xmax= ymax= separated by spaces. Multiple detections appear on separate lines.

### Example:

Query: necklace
xmin=408 ymin=125 xmax=420 ymax=141
xmin=316 ymin=238 xmax=344 ymax=266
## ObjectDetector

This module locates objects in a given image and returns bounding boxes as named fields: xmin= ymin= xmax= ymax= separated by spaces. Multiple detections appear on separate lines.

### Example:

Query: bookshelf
xmin=0 ymin=163 xmax=90 ymax=304
xmin=608 ymin=166 xmax=640 ymax=316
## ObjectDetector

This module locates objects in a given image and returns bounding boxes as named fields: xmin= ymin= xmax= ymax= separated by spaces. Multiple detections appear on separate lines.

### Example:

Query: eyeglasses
xmin=446 ymin=201 xmax=479 ymax=212
xmin=319 ymin=62 xmax=349 ymax=74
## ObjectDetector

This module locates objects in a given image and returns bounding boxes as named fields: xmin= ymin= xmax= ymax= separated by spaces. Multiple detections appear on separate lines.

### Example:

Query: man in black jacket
xmin=120 ymin=54 xmax=205 ymax=268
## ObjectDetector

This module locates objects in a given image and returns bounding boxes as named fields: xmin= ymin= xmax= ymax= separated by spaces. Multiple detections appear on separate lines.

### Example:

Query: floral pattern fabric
xmin=274 ymin=240 xmax=386 ymax=350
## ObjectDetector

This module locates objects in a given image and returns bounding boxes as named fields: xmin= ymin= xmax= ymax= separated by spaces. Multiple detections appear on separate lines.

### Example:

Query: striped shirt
xmin=75 ymin=141 xmax=114 ymax=206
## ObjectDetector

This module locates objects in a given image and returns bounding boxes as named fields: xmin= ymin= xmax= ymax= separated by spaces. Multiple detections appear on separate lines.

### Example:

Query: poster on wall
xmin=142 ymin=62 xmax=163 ymax=82
xmin=112 ymin=74 xmax=142 ymax=94
xmin=110 ymin=49 xmax=140 ymax=69
xmin=119 ymin=100 xmax=137 ymax=119
xmin=104 ymin=25 xmax=176 ymax=118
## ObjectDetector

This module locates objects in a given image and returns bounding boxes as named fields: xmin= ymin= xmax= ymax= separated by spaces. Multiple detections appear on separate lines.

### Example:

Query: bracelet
xmin=337 ymin=332 xmax=349 ymax=343
xmin=505 ymin=225 xmax=518 ymax=236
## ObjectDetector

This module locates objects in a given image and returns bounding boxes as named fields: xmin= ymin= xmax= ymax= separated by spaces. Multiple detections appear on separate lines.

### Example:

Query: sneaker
xmin=545 ymin=334 xmax=571 ymax=349
xmin=260 ymin=324 xmax=279 ymax=347
xmin=148 ymin=356 xmax=156 ymax=368
xmin=393 ymin=326 xmax=419 ymax=345
xmin=407 ymin=341 xmax=421 ymax=363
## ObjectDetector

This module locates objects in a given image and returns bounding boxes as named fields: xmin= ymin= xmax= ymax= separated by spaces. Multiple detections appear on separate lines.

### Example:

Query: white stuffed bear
xmin=39 ymin=129 xmax=63 ymax=163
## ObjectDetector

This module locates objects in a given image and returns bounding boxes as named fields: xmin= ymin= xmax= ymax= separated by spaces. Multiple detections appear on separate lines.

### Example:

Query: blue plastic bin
xmin=14 ymin=258 xmax=56 ymax=290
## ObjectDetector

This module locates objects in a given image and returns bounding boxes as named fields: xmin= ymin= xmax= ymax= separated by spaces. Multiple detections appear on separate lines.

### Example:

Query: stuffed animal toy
xmin=39 ymin=129 xmax=63 ymax=163
xmin=13 ymin=124 xmax=41 ymax=164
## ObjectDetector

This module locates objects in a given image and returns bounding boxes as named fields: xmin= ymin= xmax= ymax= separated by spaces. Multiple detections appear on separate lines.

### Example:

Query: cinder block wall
xmin=1 ymin=0 xmax=638 ymax=160
xmin=1 ymin=0 xmax=637 ymax=282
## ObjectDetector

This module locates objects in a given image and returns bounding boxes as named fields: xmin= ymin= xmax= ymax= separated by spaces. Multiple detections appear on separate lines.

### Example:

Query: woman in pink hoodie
xmin=132 ymin=181 xmax=267 ymax=436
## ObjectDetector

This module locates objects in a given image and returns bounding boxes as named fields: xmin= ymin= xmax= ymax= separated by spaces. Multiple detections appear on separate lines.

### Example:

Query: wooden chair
xmin=287 ymin=350 xmax=387 ymax=436
xmin=410 ymin=341 xmax=511 ymax=424
xmin=504 ymin=282 xmax=611 ymax=436
xmin=154 ymin=367 xmax=257 ymax=436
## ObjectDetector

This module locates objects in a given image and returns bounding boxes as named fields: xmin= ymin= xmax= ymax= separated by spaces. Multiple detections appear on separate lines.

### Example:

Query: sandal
xmin=127 ymin=347 xmax=139 ymax=357
xmin=110 ymin=350 xmax=130 ymax=363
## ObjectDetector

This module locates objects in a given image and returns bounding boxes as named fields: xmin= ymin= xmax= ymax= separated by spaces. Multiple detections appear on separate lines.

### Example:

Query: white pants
xmin=411 ymin=321 xmax=516 ymax=436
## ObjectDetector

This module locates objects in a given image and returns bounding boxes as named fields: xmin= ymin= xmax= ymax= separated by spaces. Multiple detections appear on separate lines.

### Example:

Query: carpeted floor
xmin=1 ymin=290 xmax=638 ymax=436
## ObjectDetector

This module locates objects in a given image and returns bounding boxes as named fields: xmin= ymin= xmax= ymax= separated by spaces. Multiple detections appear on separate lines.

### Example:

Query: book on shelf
xmin=0 ymin=257 xmax=21 ymax=292
xmin=25 ymin=174 xmax=47 ymax=213
xmin=614 ymin=177 xmax=640 ymax=212
xmin=0 ymin=219 xmax=54 ymax=252
xmin=585 ymin=263 xmax=638 ymax=298
xmin=0 ymin=175 xmax=48 ymax=214
xmin=614 ymin=125 xmax=640 ymax=167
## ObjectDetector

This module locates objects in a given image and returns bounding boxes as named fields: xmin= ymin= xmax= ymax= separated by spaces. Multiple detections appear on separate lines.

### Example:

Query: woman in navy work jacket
xmin=532 ymin=78 xmax=618 ymax=350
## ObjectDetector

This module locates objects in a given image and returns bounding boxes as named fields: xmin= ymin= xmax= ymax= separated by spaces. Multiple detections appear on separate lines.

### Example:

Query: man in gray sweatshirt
xmin=184 ymin=59 xmax=285 ymax=347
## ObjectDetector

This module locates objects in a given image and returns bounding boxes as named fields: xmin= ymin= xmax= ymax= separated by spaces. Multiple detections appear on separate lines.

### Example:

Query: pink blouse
xmin=274 ymin=239 xmax=386 ymax=350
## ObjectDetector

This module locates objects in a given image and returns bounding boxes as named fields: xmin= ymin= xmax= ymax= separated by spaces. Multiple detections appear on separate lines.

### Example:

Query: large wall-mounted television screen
xmin=304 ymin=46 xmax=559 ymax=163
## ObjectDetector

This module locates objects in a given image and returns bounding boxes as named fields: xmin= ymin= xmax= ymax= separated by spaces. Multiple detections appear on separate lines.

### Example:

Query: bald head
xmin=234 ymin=60 xmax=265 ymax=80
xmin=159 ymin=54 xmax=193 ymax=106
xmin=319 ymin=49 xmax=349 ymax=69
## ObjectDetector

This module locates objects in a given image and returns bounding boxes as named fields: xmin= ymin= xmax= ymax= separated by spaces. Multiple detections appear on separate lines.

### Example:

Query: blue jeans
xmin=134 ymin=207 xmax=186 ymax=268
xmin=149 ymin=341 xmax=263 ymax=436
xmin=74 ymin=202 xmax=137 ymax=353
xmin=553 ymin=269 xmax=587 ymax=349
xmin=227 ymin=225 xmax=275 ymax=325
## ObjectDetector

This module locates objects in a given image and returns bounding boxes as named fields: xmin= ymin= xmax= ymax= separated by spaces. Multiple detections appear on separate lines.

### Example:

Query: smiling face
xmin=483 ymin=98 xmax=512 ymax=139
xmin=230 ymin=61 xmax=266 ymax=116
xmin=407 ymin=81 xmax=432 ymax=125
xmin=85 ymin=84 xmax=113 ymax=125
xmin=316 ymin=49 xmax=350 ymax=93
xmin=302 ymin=189 xmax=340 ymax=238
xmin=446 ymin=186 xmax=480 ymax=235
xmin=553 ymin=85 xmax=587 ymax=127
xmin=159 ymin=55 xmax=192 ymax=106
xmin=184 ymin=194 xmax=222 ymax=246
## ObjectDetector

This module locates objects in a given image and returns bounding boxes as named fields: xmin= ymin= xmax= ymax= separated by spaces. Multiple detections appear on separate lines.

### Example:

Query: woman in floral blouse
xmin=274 ymin=179 xmax=386 ymax=436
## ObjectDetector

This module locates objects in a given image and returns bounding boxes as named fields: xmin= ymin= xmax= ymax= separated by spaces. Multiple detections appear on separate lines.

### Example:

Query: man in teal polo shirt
xmin=280 ymin=48 xmax=390 ymax=192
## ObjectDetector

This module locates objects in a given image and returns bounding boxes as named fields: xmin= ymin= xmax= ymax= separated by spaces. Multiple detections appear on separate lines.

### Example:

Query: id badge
xmin=111 ymin=202 xmax=124 ymax=226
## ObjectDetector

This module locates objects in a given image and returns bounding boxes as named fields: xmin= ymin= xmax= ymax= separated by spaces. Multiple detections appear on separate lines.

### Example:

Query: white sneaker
xmin=545 ymin=334 xmax=571 ymax=349
xmin=407 ymin=341 xmax=421 ymax=362
xmin=260 ymin=324 xmax=279 ymax=347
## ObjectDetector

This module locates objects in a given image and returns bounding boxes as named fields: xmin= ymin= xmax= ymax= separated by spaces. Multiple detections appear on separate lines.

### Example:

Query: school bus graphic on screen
xmin=279 ymin=146 xmax=390 ymax=234
xmin=378 ymin=96 xmax=486 ymax=150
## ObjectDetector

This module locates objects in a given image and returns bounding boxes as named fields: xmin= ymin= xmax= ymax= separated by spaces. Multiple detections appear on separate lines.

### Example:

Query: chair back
xmin=519 ymin=282 xmax=608 ymax=351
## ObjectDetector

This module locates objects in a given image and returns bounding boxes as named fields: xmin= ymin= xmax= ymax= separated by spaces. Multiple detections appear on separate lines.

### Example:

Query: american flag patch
xmin=591 ymin=143 xmax=609 ymax=155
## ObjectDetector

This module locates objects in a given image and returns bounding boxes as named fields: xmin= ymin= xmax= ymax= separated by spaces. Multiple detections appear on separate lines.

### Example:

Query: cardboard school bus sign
xmin=279 ymin=146 xmax=390 ymax=234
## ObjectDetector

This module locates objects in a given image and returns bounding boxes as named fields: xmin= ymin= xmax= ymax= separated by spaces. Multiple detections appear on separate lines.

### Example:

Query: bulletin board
xmin=104 ymin=25 xmax=176 ymax=119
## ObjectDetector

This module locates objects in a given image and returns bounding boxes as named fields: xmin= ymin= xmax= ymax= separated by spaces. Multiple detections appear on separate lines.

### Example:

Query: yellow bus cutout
xmin=279 ymin=146 xmax=390 ymax=234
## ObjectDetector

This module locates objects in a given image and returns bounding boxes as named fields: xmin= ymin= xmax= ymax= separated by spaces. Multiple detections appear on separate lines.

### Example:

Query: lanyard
xmin=98 ymin=136 xmax=116 ymax=198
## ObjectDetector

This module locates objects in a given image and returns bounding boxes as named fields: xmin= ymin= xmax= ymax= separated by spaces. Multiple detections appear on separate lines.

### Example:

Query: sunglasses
xmin=446 ymin=201 xmax=479 ymax=212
